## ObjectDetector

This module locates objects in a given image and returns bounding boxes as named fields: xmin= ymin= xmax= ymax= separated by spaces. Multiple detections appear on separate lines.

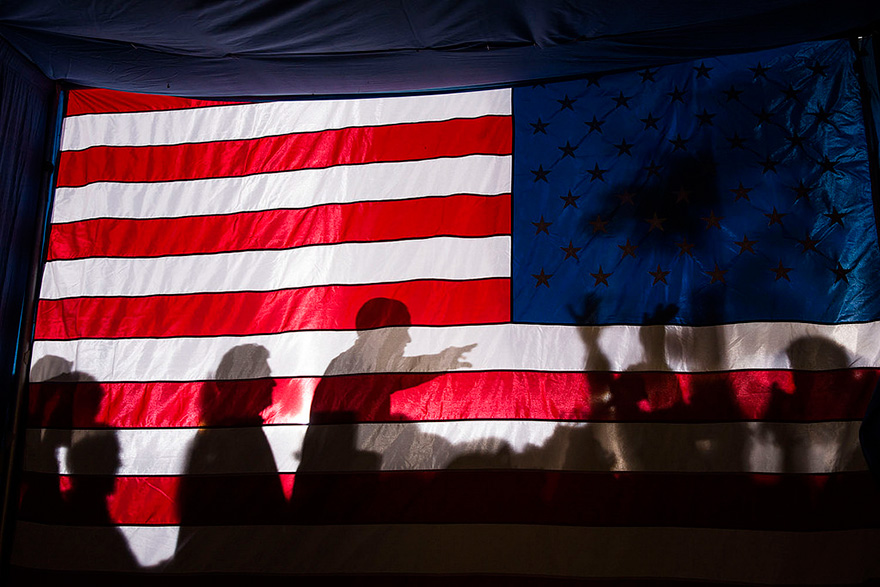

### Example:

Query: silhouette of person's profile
xmin=21 ymin=360 xmax=138 ymax=570
xmin=306 ymin=298 xmax=476 ymax=425
xmin=58 ymin=433 xmax=138 ymax=569
xmin=201 ymin=344 xmax=277 ymax=427
xmin=292 ymin=298 xmax=476 ymax=521
xmin=175 ymin=345 xmax=285 ymax=560
xmin=764 ymin=336 xmax=855 ymax=474
xmin=21 ymin=358 xmax=106 ymax=522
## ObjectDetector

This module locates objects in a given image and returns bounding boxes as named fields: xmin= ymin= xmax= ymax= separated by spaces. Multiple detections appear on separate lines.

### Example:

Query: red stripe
xmin=34 ymin=279 xmax=511 ymax=340
xmin=18 ymin=471 xmax=880 ymax=530
xmin=28 ymin=370 xmax=878 ymax=429
xmin=67 ymin=89 xmax=243 ymax=117
xmin=46 ymin=195 xmax=511 ymax=260
xmin=56 ymin=116 xmax=512 ymax=187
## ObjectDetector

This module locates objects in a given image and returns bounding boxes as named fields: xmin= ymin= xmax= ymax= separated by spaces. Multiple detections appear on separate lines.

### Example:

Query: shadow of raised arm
xmin=401 ymin=343 xmax=478 ymax=372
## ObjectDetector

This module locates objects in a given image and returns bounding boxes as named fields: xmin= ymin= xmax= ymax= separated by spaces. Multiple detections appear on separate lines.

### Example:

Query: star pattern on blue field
xmin=511 ymin=40 xmax=879 ymax=325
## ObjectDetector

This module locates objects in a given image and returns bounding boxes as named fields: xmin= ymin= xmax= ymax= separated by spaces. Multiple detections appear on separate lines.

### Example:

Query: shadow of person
xmin=571 ymin=294 xmax=614 ymax=420
xmin=620 ymin=303 xmax=682 ymax=409
xmin=61 ymin=433 xmax=138 ymax=568
xmin=570 ymin=295 xmax=660 ymax=470
xmin=20 ymin=358 xmax=105 ymax=524
xmin=765 ymin=336 xmax=854 ymax=474
xmin=175 ymin=344 xmax=285 ymax=562
xmin=304 ymin=297 xmax=476 ymax=426
xmin=612 ymin=303 xmax=680 ymax=471
xmin=293 ymin=298 xmax=476 ymax=521
xmin=20 ymin=359 xmax=138 ymax=570
xmin=679 ymin=321 xmax=746 ymax=473
xmin=757 ymin=336 xmax=868 ymax=522
xmin=20 ymin=356 xmax=75 ymax=519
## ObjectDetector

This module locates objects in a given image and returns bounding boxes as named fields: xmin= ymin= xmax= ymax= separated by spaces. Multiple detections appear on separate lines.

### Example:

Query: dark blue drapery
xmin=0 ymin=35 xmax=54 ymax=563
xmin=1 ymin=0 xmax=879 ymax=97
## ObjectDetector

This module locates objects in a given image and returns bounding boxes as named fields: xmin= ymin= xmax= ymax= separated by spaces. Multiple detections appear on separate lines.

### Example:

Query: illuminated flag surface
xmin=12 ymin=39 xmax=880 ymax=585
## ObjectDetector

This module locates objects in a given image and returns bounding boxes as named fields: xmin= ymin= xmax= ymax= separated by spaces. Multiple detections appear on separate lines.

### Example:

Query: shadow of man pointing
xmin=302 ymin=298 xmax=476 ymax=427
xmin=293 ymin=298 xmax=476 ymax=522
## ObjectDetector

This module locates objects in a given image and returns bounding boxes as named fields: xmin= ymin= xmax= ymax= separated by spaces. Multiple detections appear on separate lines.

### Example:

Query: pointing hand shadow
xmin=438 ymin=343 xmax=478 ymax=369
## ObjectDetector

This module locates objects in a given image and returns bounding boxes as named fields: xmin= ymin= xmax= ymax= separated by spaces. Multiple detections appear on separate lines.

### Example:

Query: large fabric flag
xmin=12 ymin=39 xmax=880 ymax=584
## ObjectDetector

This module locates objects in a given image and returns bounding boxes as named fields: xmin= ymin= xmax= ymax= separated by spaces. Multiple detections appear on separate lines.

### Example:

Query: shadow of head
xmin=205 ymin=344 xmax=275 ymax=426
xmin=355 ymin=297 xmax=413 ymax=357
xmin=30 ymin=355 xmax=105 ymax=427
xmin=786 ymin=336 xmax=850 ymax=371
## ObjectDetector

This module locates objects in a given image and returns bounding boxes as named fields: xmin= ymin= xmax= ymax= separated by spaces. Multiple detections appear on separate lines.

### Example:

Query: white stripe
xmin=61 ymin=89 xmax=512 ymax=150
xmin=24 ymin=420 xmax=865 ymax=476
xmin=51 ymin=156 xmax=511 ymax=222
xmin=30 ymin=321 xmax=880 ymax=381
xmin=13 ymin=521 xmax=880 ymax=583
xmin=39 ymin=236 xmax=510 ymax=298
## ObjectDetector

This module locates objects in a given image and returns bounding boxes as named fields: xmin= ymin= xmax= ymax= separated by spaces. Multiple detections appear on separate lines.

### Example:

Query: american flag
xmin=12 ymin=39 xmax=880 ymax=584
